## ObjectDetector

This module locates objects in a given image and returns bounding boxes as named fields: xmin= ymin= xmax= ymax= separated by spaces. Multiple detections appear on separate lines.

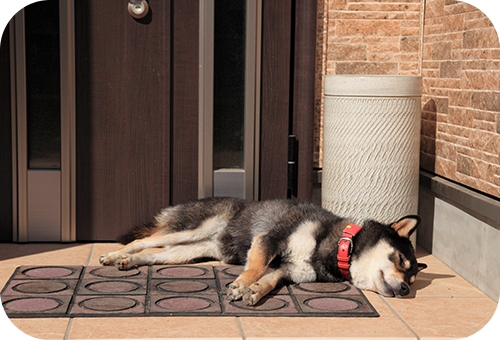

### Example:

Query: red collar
xmin=337 ymin=223 xmax=362 ymax=281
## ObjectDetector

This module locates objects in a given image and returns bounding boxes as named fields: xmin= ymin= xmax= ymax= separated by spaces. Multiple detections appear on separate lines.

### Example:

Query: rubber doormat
xmin=1 ymin=265 xmax=379 ymax=318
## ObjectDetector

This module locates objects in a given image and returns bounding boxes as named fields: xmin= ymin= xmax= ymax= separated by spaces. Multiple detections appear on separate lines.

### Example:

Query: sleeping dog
xmin=100 ymin=197 xmax=427 ymax=305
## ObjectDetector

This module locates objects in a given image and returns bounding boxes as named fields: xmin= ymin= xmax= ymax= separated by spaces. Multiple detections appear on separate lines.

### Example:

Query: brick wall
xmin=420 ymin=0 xmax=500 ymax=197
xmin=315 ymin=0 xmax=425 ymax=168
xmin=315 ymin=0 xmax=500 ymax=198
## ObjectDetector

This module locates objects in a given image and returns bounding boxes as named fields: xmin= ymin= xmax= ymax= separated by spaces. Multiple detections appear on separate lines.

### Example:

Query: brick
xmin=400 ymin=62 xmax=419 ymax=71
xmin=463 ymin=30 xmax=476 ymax=49
xmin=471 ymin=91 xmax=500 ymax=112
xmin=435 ymin=97 xmax=449 ymax=114
xmin=401 ymin=20 xmax=422 ymax=28
xmin=421 ymin=121 xmax=437 ymax=139
xmin=470 ymin=109 xmax=496 ymax=122
xmin=329 ymin=0 xmax=347 ymax=11
xmin=388 ymin=12 xmax=422 ymax=20
xmin=448 ymin=90 xmax=471 ymax=107
xmin=462 ymin=60 xmax=489 ymax=71
xmin=457 ymin=153 xmax=472 ymax=176
xmin=457 ymin=91 xmax=472 ymax=107
xmin=335 ymin=62 xmax=398 ymax=75
xmin=436 ymin=139 xmax=456 ymax=161
xmin=336 ymin=19 xmax=401 ymax=37
xmin=469 ymin=129 xmax=500 ymax=155
xmin=456 ymin=145 xmax=498 ymax=164
xmin=448 ymin=107 xmax=473 ymax=127
xmin=367 ymin=52 xmax=399 ymax=62
xmin=440 ymin=61 xmax=462 ymax=78
xmin=425 ymin=0 xmax=445 ymax=19
xmin=401 ymin=52 xmax=419 ymax=61
xmin=487 ymin=71 xmax=500 ymax=91
xmin=473 ymin=120 xmax=496 ymax=133
xmin=438 ymin=123 xmax=470 ymax=137
xmin=464 ymin=17 xmax=495 ymax=30
xmin=329 ymin=11 xmax=391 ymax=20
xmin=497 ymin=113 xmax=500 ymax=134
xmin=421 ymin=136 xmax=436 ymax=155
xmin=367 ymin=44 xmax=400 ymax=53
xmin=401 ymin=36 xmax=420 ymax=52
xmin=443 ymin=14 xmax=464 ymax=32
xmin=461 ymin=70 xmax=487 ymax=90
xmin=491 ymin=49 xmax=500 ymax=60
xmin=330 ymin=44 xmax=367 ymax=61
xmin=401 ymin=27 xmax=421 ymax=36
xmin=435 ymin=156 xmax=459 ymax=181
xmin=431 ymin=41 xmax=452 ymax=60
xmin=420 ymin=152 xmax=436 ymax=173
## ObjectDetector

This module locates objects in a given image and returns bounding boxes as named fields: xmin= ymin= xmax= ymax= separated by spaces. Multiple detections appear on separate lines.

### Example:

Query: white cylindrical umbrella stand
xmin=322 ymin=75 xmax=422 ymax=231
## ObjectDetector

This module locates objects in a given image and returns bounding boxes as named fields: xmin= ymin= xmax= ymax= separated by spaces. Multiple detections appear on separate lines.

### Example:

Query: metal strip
xmin=198 ymin=0 xmax=214 ymax=199
xmin=252 ymin=0 xmax=262 ymax=201
xmin=14 ymin=10 xmax=28 ymax=243
xmin=60 ymin=0 xmax=76 ymax=242
xmin=244 ymin=0 xmax=257 ymax=201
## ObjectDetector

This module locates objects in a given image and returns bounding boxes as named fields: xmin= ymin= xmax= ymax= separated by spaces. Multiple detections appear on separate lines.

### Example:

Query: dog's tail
xmin=116 ymin=223 xmax=158 ymax=245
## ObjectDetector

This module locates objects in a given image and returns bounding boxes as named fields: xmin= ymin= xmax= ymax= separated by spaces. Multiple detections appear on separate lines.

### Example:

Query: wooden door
xmin=75 ymin=0 xmax=315 ymax=240
xmin=259 ymin=0 xmax=316 ymax=201
xmin=75 ymin=0 xmax=199 ymax=241
xmin=0 ymin=26 xmax=13 ymax=242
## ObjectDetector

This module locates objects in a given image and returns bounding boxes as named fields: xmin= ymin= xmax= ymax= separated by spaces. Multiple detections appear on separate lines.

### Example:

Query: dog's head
xmin=349 ymin=216 xmax=427 ymax=297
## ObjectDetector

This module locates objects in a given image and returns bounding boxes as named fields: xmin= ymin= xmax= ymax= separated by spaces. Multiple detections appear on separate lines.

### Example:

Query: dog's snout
xmin=399 ymin=282 xmax=410 ymax=296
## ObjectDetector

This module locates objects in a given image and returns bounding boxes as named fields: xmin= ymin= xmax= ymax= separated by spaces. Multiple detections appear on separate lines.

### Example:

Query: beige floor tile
xmin=68 ymin=316 xmax=242 ymax=339
xmin=415 ymin=247 xmax=445 ymax=266
xmin=87 ymin=243 xmax=122 ymax=266
xmin=386 ymin=296 xmax=498 ymax=339
xmin=0 ymin=243 xmax=92 ymax=267
xmin=240 ymin=296 xmax=417 ymax=339
xmin=409 ymin=264 xmax=487 ymax=298
xmin=9 ymin=317 xmax=70 ymax=340
xmin=0 ymin=266 xmax=16 ymax=289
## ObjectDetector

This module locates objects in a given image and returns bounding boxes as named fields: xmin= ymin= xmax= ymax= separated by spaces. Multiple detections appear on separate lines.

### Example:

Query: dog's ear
xmin=390 ymin=215 xmax=421 ymax=238
xmin=418 ymin=263 xmax=427 ymax=272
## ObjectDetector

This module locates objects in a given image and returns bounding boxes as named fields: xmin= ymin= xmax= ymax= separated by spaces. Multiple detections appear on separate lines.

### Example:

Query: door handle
xmin=128 ymin=0 xmax=149 ymax=19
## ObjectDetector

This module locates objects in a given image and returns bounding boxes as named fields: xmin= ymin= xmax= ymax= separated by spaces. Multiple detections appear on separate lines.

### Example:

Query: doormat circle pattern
xmin=4 ymin=297 xmax=63 ymax=312
xmin=1 ymin=265 xmax=379 ymax=318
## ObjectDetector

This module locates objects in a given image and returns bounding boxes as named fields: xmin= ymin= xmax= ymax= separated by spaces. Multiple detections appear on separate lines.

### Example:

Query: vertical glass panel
xmin=213 ymin=0 xmax=246 ymax=170
xmin=25 ymin=1 xmax=61 ymax=169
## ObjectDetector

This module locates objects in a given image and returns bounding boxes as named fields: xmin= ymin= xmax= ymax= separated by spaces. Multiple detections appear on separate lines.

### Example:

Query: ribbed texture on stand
xmin=322 ymin=85 xmax=421 ymax=224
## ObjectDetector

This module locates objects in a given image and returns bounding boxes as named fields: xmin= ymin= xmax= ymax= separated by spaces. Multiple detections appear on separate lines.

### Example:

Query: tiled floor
xmin=0 ymin=243 xmax=498 ymax=340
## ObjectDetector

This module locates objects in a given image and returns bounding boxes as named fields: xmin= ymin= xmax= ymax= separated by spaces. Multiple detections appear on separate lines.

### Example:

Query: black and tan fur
xmin=100 ymin=197 xmax=426 ymax=305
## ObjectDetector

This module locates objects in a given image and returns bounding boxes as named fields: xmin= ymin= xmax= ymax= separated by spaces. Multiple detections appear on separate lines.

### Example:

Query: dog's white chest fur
xmin=283 ymin=221 xmax=318 ymax=282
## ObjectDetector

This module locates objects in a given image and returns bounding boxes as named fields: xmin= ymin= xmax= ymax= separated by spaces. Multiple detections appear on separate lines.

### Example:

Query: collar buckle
xmin=337 ymin=224 xmax=362 ymax=281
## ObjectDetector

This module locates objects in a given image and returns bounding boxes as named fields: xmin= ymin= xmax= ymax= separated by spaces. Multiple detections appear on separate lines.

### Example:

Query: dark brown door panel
xmin=75 ymin=0 xmax=172 ymax=240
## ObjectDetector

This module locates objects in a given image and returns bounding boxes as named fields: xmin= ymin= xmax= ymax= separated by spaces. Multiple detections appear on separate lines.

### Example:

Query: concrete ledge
xmin=418 ymin=170 xmax=500 ymax=301
xmin=419 ymin=170 xmax=500 ymax=230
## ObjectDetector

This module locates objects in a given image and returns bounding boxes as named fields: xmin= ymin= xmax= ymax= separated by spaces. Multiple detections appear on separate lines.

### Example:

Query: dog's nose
xmin=399 ymin=282 xmax=410 ymax=296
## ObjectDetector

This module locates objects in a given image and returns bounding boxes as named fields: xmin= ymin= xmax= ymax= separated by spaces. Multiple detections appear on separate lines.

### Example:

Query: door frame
xmin=8 ymin=0 xmax=76 ymax=242
xmin=198 ymin=0 xmax=262 ymax=201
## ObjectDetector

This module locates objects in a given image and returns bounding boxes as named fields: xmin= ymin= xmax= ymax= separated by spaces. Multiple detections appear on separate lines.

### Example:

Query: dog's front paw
xmin=115 ymin=254 xmax=134 ymax=270
xmin=227 ymin=282 xmax=246 ymax=301
xmin=99 ymin=253 xmax=119 ymax=266
xmin=243 ymin=283 xmax=263 ymax=306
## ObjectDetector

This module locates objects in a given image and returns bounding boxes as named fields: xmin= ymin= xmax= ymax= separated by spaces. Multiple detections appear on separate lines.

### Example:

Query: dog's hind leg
xmin=99 ymin=233 xmax=169 ymax=266
xmin=227 ymin=232 xmax=276 ymax=301
xmin=242 ymin=267 xmax=285 ymax=306
xmin=114 ymin=241 xmax=222 ymax=270
xmin=100 ymin=215 xmax=228 ymax=267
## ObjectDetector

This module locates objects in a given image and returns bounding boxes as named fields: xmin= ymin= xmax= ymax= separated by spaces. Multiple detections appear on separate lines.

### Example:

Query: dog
xmin=100 ymin=197 xmax=427 ymax=306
